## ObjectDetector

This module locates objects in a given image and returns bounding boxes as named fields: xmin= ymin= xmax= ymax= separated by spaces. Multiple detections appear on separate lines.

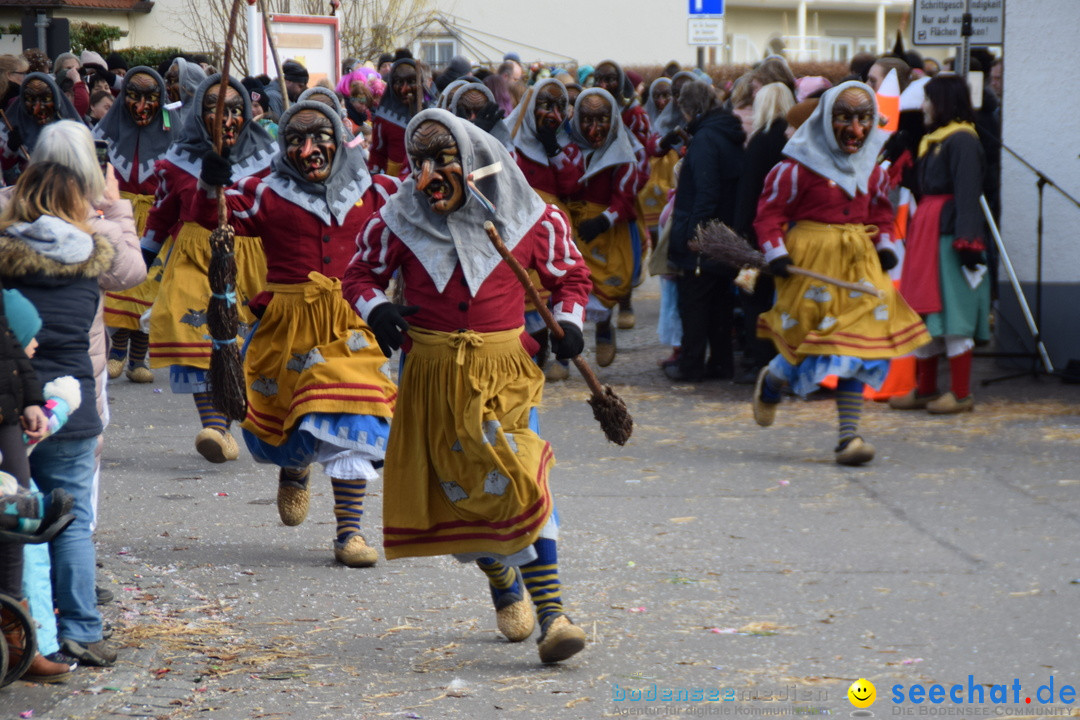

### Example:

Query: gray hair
xmin=31 ymin=121 xmax=106 ymax=204
xmin=52 ymin=52 xmax=80 ymax=75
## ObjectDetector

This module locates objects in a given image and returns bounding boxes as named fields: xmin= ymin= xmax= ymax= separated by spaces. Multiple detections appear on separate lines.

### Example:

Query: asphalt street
xmin=4 ymin=277 xmax=1080 ymax=720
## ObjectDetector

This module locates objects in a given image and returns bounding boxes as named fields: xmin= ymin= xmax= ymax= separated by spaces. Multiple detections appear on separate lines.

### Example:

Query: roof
xmin=0 ymin=0 xmax=154 ymax=11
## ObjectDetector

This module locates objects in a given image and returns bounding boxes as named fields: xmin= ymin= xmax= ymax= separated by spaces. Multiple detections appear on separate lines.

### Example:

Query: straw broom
xmin=483 ymin=221 xmax=633 ymax=446
xmin=206 ymin=0 xmax=247 ymax=422
xmin=692 ymin=220 xmax=884 ymax=298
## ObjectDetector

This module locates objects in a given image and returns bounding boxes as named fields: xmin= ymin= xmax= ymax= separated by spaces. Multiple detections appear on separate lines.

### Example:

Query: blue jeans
xmin=29 ymin=435 xmax=102 ymax=643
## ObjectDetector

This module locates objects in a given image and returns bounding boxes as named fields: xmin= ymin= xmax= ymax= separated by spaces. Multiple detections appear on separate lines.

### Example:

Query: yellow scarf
xmin=918 ymin=121 xmax=978 ymax=159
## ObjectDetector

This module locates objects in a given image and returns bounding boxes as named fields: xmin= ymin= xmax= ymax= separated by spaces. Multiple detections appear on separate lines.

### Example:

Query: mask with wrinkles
xmin=23 ymin=79 xmax=56 ymax=126
xmin=409 ymin=120 xmax=464 ymax=215
xmin=831 ymin=87 xmax=875 ymax=155
xmin=202 ymin=83 xmax=245 ymax=148
xmin=284 ymin=109 xmax=336 ymax=183
xmin=579 ymin=95 xmax=612 ymax=149
xmin=125 ymin=72 xmax=161 ymax=127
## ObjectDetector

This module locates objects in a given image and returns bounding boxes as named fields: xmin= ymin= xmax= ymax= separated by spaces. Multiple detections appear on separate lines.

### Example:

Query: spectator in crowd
xmin=0 ymin=54 xmax=29 ymax=109
xmin=892 ymin=74 xmax=990 ymax=415
xmin=85 ymin=89 xmax=113 ymax=125
xmin=666 ymin=82 xmax=744 ymax=382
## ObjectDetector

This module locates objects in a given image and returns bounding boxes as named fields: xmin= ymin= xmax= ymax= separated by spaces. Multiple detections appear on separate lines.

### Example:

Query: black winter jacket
xmin=668 ymin=107 xmax=745 ymax=273
xmin=0 ymin=225 xmax=114 ymax=439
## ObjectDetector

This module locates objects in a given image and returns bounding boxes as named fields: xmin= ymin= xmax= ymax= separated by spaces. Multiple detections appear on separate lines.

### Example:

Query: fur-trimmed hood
xmin=0 ymin=224 xmax=115 ymax=283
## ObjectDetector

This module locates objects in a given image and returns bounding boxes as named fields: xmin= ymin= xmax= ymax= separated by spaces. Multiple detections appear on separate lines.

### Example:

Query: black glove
xmin=537 ymin=125 xmax=561 ymax=157
xmin=473 ymin=102 xmax=505 ymax=133
xmin=658 ymin=129 xmax=681 ymax=154
xmin=141 ymin=247 xmax=158 ymax=269
xmin=551 ymin=322 xmax=584 ymax=360
xmin=877 ymin=248 xmax=898 ymax=272
xmin=958 ymin=249 xmax=984 ymax=270
xmin=768 ymin=255 xmax=794 ymax=278
xmin=6 ymin=126 xmax=22 ymax=153
xmin=200 ymin=149 xmax=232 ymax=187
xmin=366 ymin=303 xmax=420 ymax=357
xmin=578 ymin=214 xmax=611 ymax=243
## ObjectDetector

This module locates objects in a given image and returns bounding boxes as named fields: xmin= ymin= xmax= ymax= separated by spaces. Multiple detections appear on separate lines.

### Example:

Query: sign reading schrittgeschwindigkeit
xmin=911 ymin=0 xmax=1004 ymax=46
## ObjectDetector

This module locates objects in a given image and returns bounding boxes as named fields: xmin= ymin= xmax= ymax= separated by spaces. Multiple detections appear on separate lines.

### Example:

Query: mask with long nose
xmin=23 ymin=79 xmax=56 ymax=126
xmin=409 ymin=120 xmax=464 ymax=215
xmin=285 ymin=108 xmax=336 ymax=183
xmin=125 ymin=72 xmax=162 ymax=127
xmin=831 ymin=87 xmax=875 ymax=155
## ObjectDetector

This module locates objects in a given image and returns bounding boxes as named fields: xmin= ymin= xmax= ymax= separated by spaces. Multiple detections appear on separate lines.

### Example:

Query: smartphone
xmin=94 ymin=139 xmax=109 ymax=176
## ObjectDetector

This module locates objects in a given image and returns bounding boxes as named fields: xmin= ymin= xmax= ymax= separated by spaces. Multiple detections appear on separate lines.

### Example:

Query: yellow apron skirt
xmin=242 ymin=273 xmax=396 ymax=446
xmin=638 ymin=150 xmax=678 ymax=229
xmin=757 ymin=221 xmax=929 ymax=364
xmin=382 ymin=326 xmax=554 ymax=560
xmin=103 ymin=192 xmax=165 ymax=332
xmin=568 ymin=200 xmax=634 ymax=308
xmin=149 ymin=221 xmax=266 ymax=370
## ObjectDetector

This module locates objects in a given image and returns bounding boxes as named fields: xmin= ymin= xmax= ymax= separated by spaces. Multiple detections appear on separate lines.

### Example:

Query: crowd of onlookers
xmin=0 ymin=38 xmax=1003 ymax=688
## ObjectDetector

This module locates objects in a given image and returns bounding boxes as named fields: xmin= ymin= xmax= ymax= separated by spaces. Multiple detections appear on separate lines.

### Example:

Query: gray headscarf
xmin=503 ymin=78 xmax=569 ymax=166
xmin=655 ymin=71 xmax=698 ymax=137
xmin=449 ymin=83 xmax=513 ymax=151
xmin=297 ymin=86 xmax=347 ymax=122
xmin=93 ymin=66 xmax=172 ymax=185
xmin=163 ymin=74 xmax=277 ymax=180
xmin=169 ymin=58 xmax=207 ymax=129
xmin=643 ymin=77 xmax=671 ymax=125
xmin=569 ymin=88 xmax=637 ymax=182
xmin=380 ymin=109 xmax=546 ymax=296
xmin=782 ymin=80 xmax=887 ymax=199
xmin=0 ymin=73 xmax=84 ymax=153
xmin=437 ymin=78 xmax=470 ymax=110
xmin=265 ymin=100 xmax=371 ymax=226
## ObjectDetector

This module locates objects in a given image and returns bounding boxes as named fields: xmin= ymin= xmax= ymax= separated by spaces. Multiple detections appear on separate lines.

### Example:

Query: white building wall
xmin=995 ymin=0 xmax=1080 ymax=367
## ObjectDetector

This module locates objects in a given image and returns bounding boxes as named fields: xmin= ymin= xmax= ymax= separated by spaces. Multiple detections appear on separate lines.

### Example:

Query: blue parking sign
xmin=688 ymin=0 xmax=723 ymax=15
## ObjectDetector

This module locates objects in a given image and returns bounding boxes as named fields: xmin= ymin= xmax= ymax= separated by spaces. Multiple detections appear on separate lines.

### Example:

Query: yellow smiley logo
xmin=848 ymin=678 xmax=876 ymax=708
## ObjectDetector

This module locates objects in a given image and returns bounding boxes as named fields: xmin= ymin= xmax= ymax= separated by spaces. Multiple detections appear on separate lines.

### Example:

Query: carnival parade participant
xmin=505 ymin=78 xmax=585 ymax=379
xmin=592 ymin=59 xmax=658 ymax=156
xmin=567 ymin=88 xmax=644 ymax=367
xmin=162 ymin=57 xmax=206 ymax=129
xmin=342 ymin=109 xmax=592 ymax=663
xmin=0 ymin=72 xmax=85 ymax=183
xmin=448 ymin=82 xmax=512 ymax=150
xmin=751 ymin=81 xmax=929 ymax=465
xmin=891 ymin=74 xmax=990 ymax=414
xmin=190 ymin=100 xmax=399 ymax=566
xmin=94 ymin=66 xmax=171 ymax=384
xmin=369 ymin=58 xmax=426 ymax=177
xmin=142 ymin=74 xmax=276 ymax=464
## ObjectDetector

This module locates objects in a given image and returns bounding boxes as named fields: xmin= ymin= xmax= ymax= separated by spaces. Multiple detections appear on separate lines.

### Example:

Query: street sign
xmin=911 ymin=0 xmax=1004 ymax=46
xmin=688 ymin=17 xmax=725 ymax=45
xmin=688 ymin=0 xmax=723 ymax=18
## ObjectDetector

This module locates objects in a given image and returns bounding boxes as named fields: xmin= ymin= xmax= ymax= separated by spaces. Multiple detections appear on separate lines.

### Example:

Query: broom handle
xmin=509 ymin=87 xmax=533 ymax=140
xmin=213 ymin=0 xmax=244 ymax=228
xmin=0 ymin=109 xmax=30 ymax=161
xmin=483 ymin=221 xmax=606 ymax=398
xmin=788 ymin=265 xmax=885 ymax=298
xmin=259 ymin=0 xmax=290 ymax=113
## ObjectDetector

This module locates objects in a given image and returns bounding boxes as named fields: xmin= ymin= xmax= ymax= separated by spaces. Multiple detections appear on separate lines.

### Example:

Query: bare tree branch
xmin=168 ymin=0 xmax=435 ymax=77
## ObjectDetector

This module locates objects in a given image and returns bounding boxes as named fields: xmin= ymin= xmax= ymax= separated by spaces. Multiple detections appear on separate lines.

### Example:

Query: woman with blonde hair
xmin=0 ymin=54 xmax=29 ymax=108
xmin=733 ymin=82 xmax=796 ymax=382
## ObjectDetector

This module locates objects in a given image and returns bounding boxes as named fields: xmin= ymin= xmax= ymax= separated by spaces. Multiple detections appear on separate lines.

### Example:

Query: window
xmin=417 ymin=39 xmax=455 ymax=69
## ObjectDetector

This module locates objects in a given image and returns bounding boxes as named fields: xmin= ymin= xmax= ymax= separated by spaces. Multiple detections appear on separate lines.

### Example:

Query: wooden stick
xmin=0 ymin=109 xmax=30 ymax=161
xmin=788 ymin=265 xmax=885 ymax=298
xmin=510 ymin=87 xmax=533 ymax=140
xmin=483 ymin=221 xmax=604 ymax=394
xmin=212 ymin=0 xmax=244 ymax=227
xmin=259 ymin=0 xmax=290 ymax=113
